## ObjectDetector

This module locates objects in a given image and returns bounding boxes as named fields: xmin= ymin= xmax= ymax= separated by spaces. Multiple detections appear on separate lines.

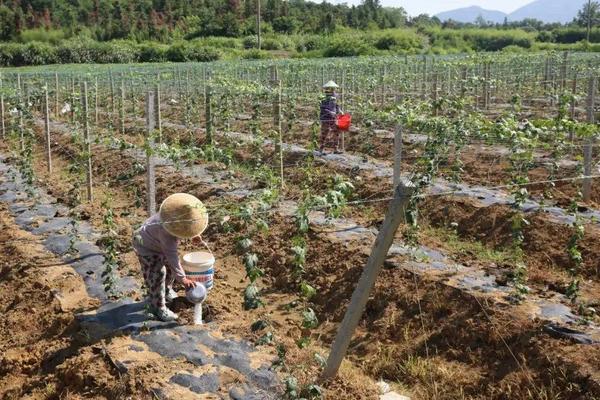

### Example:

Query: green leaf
xmin=299 ymin=281 xmax=316 ymax=300
xmin=302 ymin=308 xmax=318 ymax=329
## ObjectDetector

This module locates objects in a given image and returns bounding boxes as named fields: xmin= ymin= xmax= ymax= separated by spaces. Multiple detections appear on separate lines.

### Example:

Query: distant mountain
xmin=436 ymin=0 xmax=587 ymax=24
xmin=507 ymin=0 xmax=587 ymax=24
xmin=436 ymin=6 xmax=507 ymax=24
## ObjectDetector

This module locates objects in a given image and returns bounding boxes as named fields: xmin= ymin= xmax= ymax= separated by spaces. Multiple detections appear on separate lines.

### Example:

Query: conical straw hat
xmin=323 ymin=80 xmax=339 ymax=89
xmin=159 ymin=193 xmax=208 ymax=239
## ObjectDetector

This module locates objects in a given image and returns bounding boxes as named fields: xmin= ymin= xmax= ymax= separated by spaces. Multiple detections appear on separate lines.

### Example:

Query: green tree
xmin=0 ymin=6 xmax=16 ymax=40
xmin=576 ymin=0 xmax=600 ymax=41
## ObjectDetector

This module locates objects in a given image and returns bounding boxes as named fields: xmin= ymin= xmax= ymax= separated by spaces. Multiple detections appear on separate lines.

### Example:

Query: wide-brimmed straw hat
xmin=323 ymin=80 xmax=339 ymax=89
xmin=159 ymin=193 xmax=208 ymax=239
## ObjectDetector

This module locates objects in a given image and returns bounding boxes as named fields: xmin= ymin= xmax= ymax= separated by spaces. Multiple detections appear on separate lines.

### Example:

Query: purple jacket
xmin=133 ymin=213 xmax=186 ymax=282
xmin=320 ymin=94 xmax=341 ymax=122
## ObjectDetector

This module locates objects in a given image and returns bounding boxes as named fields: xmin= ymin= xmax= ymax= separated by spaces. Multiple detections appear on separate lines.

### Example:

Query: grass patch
xmin=422 ymin=226 xmax=519 ymax=266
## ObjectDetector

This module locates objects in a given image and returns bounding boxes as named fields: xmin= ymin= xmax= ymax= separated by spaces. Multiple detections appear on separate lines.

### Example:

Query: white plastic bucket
xmin=182 ymin=251 xmax=215 ymax=290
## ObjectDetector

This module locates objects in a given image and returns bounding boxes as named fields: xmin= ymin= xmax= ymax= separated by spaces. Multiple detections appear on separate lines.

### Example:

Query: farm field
xmin=1 ymin=52 xmax=600 ymax=399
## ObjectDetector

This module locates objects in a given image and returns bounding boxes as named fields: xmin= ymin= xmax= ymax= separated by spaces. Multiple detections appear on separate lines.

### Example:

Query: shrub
xmin=0 ymin=42 xmax=58 ymax=66
xmin=295 ymin=35 xmax=324 ymax=52
xmin=553 ymin=28 xmax=600 ymax=44
xmin=195 ymin=36 xmax=242 ymax=49
xmin=138 ymin=42 xmax=168 ymax=62
xmin=261 ymin=38 xmax=282 ymax=50
xmin=88 ymin=41 xmax=137 ymax=64
xmin=20 ymin=28 xmax=66 ymax=45
xmin=243 ymin=36 xmax=258 ymax=49
xmin=187 ymin=45 xmax=221 ymax=62
xmin=536 ymin=30 xmax=556 ymax=43
xmin=0 ymin=43 xmax=20 ymax=66
xmin=56 ymin=41 xmax=94 ymax=63
xmin=373 ymin=30 xmax=424 ymax=52
xmin=242 ymin=49 xmax=272 ymax=59
xmin=323 ymin=37 xmax=374 ymax=57
xmin=464 ymin=29 xmax=534 ymax=51
xmin=165 ymin=42 xmax=220 ymax=62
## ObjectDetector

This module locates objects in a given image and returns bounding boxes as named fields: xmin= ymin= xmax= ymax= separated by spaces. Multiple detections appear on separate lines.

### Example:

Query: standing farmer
xmin=133 ymin=193 xmax=208 ymax=322
xmin=319 ymin=80 xmax=342 ymax=154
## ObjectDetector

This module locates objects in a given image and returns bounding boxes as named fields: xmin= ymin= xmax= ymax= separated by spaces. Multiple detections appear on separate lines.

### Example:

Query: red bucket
xmin=336 ymin=113 xmax=352 ymax=131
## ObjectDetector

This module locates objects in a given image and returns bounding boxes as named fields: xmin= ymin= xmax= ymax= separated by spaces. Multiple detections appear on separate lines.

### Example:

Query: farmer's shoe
xmin=149 ymin=306 xmax=179 ymax=322
xmin=165 ymin=287 xmax=178 ymax=302
xmin=333 ymin=148 xmax=343 ymax=154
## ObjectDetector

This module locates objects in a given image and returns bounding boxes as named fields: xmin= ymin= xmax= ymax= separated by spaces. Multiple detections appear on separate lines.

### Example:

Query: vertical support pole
xmin=583 ymin=74 xmax=596 ymax=202
xmin=205 ymin=85 xmax=213 ymax=145
xmin=460 ymin=66 xmax=467 ymax=98
xmin=145 ymin=91 xmax=156 ymax=215
xmin=274 ymin=80 xmax=284 ymax=187
xmin=561 ymin=51 xmax=569 ymax=92
xmin=0 ymin=75 xmax=5 ymax=139
xmin=155 ymin=75 xmax=162 ymax=143
xmin=54 ymin=72 xmax=59 ymax=117
xmin=44 ymin=86 xmax=52 ymax=173
xmin=70 ymin=76 xmax=76 ymax=124
xmin=94 ymin=77 xmax=99 ymax=126
xmin=256 ymin=0 xmax=261 ymax=49
xmin=17 ymin=74 xmax=24 ymax=151
xmin=380 ymin=64 xmax=386 ymax=108
xmin=393 ymin=126 xmax=402 ymax=188
xmin=432 ymin=72 xmax=439 ymax=116
xmin=109 ymin=70 xmax=115 ymax=123
xmin=483 ymin=63 xmax=490 ymax=110
xmin=421 ymin=55 xmax=427 ymax=100
xmin=130 ymin=72 xmax=136 ymax=117
xmin=120 ymin=79 xmax=125 ymax=135
xmin=571 ymin=72 xmax=578 ymax=121
xmin=185 ymin=69 xmax=191 ymax=129
xmin=322 ymin=181 xmax=414 ymax=379
xmin=81 ymin=82 xmax=93 ymax=202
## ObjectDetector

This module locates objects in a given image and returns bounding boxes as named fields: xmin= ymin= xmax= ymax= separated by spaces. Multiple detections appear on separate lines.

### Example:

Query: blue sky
xmin=328 ymin=0 xmax=534 ymax=16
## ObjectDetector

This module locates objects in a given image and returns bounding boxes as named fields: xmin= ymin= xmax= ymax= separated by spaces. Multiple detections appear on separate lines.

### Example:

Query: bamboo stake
xmin=393 ymin=126 xmax=402 ymax=188
xmin=145 ymin=91 xmax=156 ymax=215
xmin=583 ymin=74 xmax=596 ymax=202
xmin=205 ymin=85 xmax=213 ymax=145
xmin=44 ymin=86 xmax=52 ymax=173
xmin=54 ymin=72 xmax=59 ymax=117
xmin=155 ymin=75 xmax=162 ymax=143
xmin=81 ymin=82 xmax=93 ymax=202
xmin=120 ymin=79 xmax=125 ymax=135
xmin=0 ymin=75 xmax=4 ymax=139
xmin=274 ymin=80 xmax=284 ymax=187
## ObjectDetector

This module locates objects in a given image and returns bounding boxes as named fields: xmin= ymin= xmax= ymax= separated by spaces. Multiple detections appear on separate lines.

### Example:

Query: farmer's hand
xmin=182 ymin=278 xmax=196 ymax=290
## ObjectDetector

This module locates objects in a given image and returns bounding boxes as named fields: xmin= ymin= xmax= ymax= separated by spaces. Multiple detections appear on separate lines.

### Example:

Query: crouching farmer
xmin=319 ymin=80 xmax=342 ymax=154
xmin=133 ymin=193 xmax=208 ymax=322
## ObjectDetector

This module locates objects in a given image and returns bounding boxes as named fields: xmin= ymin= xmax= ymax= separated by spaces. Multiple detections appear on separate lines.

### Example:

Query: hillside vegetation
xmin=0 ymin=0 xmax=599 ymax=66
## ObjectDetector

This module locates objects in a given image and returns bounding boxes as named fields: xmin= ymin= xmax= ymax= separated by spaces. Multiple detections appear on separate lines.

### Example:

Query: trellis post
xmin=205 ymin=85 xmax=213 ymax=146
xmin=393 ymin=125 xmax=403 ymax=188
xmin=583 ymin=74 xmax=596 ymax=202
xmin=44 ymin=86 xmax=52 ymax=173
xmin=0 ymin=75 xmax=5 ymax=139
xmin=81 ymin=82 xmax=93 ymax=202
xmin=94 ymin=77 xmax=99 ymax=125
xmin=54 ymin=72 xmax=59 ymax=117
xmin=155 ymin=74 xmax=162 ymax=143
xmin=274 ymin=80 xmax=284 ymax=187
xmin=145 ymin=91 xmax=156 ymax=215
xmin=322 ymin=180 xmax=414 ymax=379
xmin=120 ymin=79 xmax=126 ymax=135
